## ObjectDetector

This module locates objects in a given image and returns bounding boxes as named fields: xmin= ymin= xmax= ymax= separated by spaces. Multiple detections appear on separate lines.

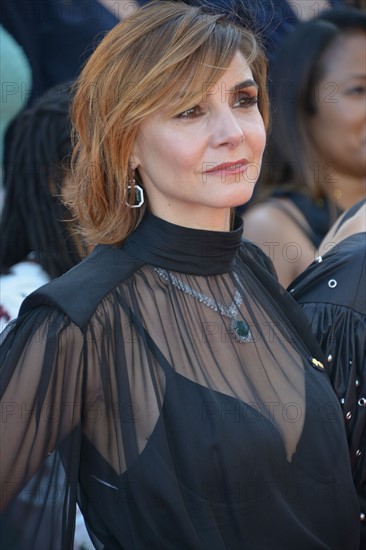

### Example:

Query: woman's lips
xmin=204 ymin=159 xmax=249 ymax=175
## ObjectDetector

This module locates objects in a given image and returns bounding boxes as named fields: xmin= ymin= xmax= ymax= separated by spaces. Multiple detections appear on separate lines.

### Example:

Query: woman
xmin=243 ymin=8 xmax=366 ymax=287
xmin=0 ymin=2 xmax=359 ymax=548
xmin=289 ymin=198 xmax=366 ymax=544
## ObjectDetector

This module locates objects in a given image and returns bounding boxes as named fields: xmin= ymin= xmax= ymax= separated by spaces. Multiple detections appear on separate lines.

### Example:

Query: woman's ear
xmin=129 ymin=158 xmax=139 ymax=171
xmin=130 ymin=139 xmax=141 ymax=170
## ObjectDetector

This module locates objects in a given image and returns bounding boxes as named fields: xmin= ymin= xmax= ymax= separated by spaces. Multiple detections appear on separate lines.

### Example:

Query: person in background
xmin=288 ymin=198 xmax=366 ymax=544
xmin=0 ymin=0 xmax=138 ymax=199
xmin=0 ymin=25 xmax=32 ymax=191
xmin=137 ymin=0 xmax=343 ymax=69
xmin=0 ymin=0 xmax=138 ymax=107
xmin=0 ymin=83 xmax=86 ymax=326
xmin=0 ymin=3 xmax=359 ymax=548
xmin=0 ymin=81 xmax=92 ymax=548
xmin=243 ymin=7 xmax=366 ymax=288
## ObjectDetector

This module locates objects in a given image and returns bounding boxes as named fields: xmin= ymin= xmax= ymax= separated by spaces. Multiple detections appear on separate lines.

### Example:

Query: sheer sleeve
xmin=0 ymin=306 xmax=86 ymax=549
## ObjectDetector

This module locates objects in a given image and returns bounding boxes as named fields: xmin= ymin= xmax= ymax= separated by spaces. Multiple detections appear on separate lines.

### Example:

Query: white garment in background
xmin=0 ymin=261 xmax=50 ymax=332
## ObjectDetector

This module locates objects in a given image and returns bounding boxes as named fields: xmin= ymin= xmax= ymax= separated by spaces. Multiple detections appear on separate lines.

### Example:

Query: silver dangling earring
xmin=126 ymin=170 xmax=144 ymax=208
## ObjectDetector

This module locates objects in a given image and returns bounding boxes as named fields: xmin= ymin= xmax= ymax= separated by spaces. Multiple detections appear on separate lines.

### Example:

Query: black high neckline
xmin=123 ymin=213 xmax=243 ymax=275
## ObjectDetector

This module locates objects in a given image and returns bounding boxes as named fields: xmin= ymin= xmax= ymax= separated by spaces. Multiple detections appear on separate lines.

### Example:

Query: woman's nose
xmin=210 ymin=109 xmax=245 ymax=149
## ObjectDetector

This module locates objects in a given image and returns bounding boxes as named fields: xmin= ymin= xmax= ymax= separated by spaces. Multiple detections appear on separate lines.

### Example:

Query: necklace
xmin=154 ymin=268 xmax=253 ymax=344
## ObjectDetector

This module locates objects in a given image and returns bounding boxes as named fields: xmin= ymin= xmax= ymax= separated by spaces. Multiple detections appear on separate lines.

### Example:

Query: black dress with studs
xmin=289 ymin=199 xmax=366 ymax=545
xmin=0 ymin=213 xmax=359 ymax=549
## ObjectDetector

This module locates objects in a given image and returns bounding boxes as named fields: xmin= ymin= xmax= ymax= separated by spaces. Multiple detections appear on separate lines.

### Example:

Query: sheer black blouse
xmin=0 ymin=213 xmax=359 ymax=549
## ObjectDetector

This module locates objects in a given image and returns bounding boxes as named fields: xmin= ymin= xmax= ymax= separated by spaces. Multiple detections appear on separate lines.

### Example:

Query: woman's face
xmin=308 ymin=31 xmax=366 ymax=179
xmin=132 ymin=51 xmax=266 ymax=230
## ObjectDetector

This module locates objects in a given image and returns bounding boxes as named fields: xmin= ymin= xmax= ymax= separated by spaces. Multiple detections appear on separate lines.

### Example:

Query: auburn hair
xmin=69 ymin=0 xmax=268 ymax=245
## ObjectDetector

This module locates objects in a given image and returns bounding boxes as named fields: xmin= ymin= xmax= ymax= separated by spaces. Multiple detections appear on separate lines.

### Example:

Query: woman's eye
xmin=347 ymin=85 xmax=366 ymax=96
xmin=177 ymin=105 xmax=202 ymax=119
xmin=233 ymin=93 xmax=258 ymax=108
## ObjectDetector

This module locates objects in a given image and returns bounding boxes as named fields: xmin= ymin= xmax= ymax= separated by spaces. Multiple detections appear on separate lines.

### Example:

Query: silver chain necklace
xmin=154 ymin=268 xmax=253 ymax=344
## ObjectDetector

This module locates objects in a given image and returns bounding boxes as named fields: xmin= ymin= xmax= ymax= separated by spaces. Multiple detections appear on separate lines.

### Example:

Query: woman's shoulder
xmin=239 ymin=238 xmax=278 ymax=278
xmin=18 ymin=244 xmax=144 ymax=331
xmin=245 ymin=190 xmax=333 ymax=249
xmin=243 ymin=197 xmax=317 ymax=286
xmin=244 ymin=196 xmax=310 ymax=238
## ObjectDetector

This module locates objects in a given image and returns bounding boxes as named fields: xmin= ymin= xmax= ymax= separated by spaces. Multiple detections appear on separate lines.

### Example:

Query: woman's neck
xmin=325 ymin=172 xmax=366 ymax=211
xmin=148 ymin=205 xmax=233 ymax=232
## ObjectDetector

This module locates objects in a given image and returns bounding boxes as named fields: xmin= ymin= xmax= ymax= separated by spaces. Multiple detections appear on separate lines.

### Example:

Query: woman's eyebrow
xmin=230 ymin=79 xmax=258 ymax=92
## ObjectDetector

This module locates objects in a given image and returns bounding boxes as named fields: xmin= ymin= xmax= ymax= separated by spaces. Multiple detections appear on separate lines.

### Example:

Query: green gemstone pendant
xmin=231 ymin=319 xmax=253 ymax=343
xmin=154 ymin=267 xmax=253 ymax=344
